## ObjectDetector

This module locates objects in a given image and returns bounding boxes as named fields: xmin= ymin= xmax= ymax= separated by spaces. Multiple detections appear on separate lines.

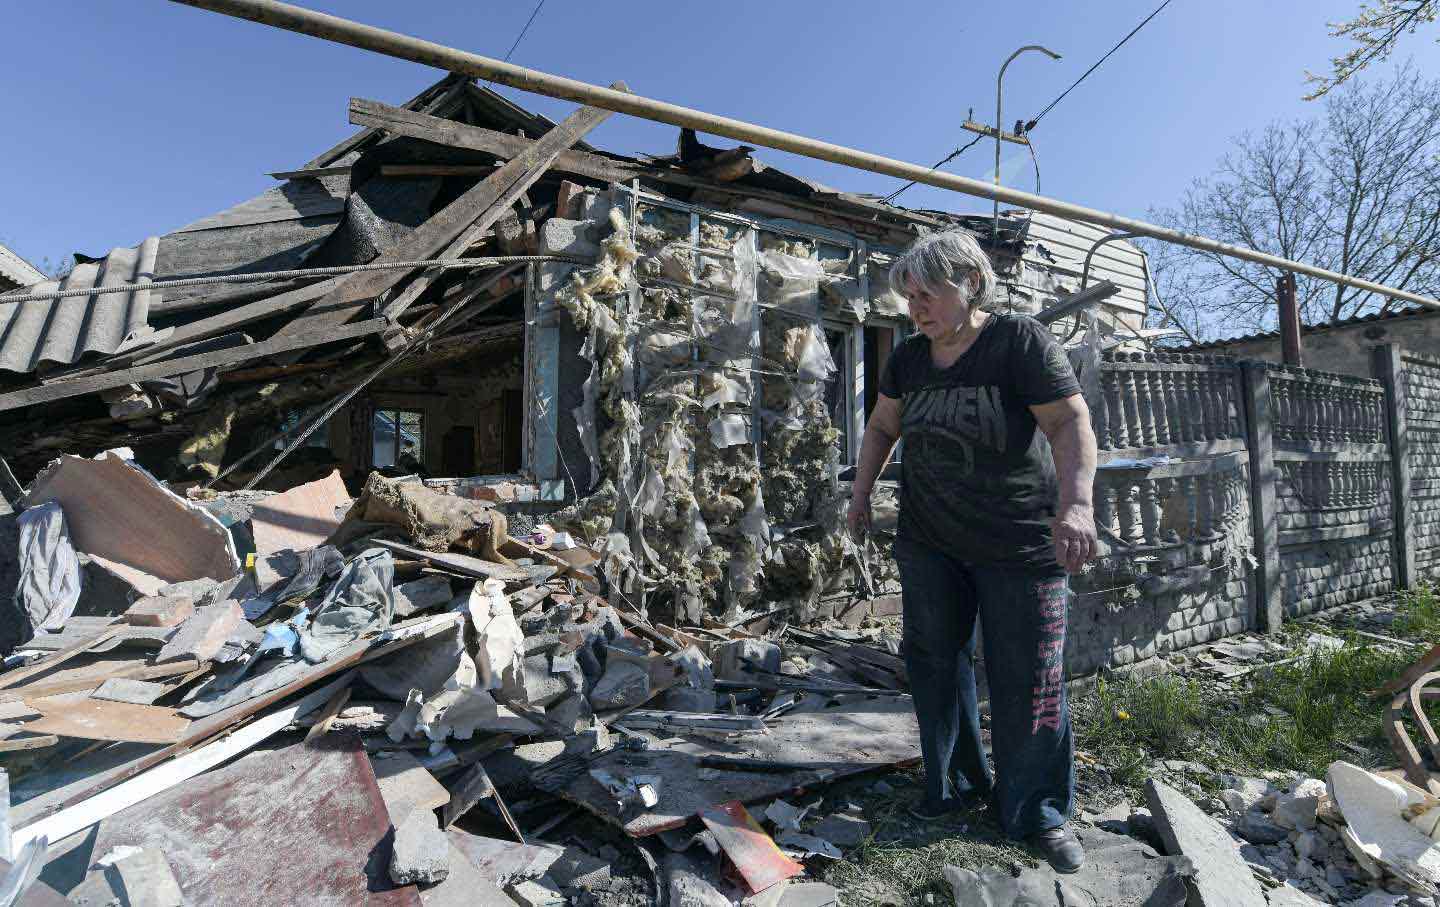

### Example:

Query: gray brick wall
xmin=1279 ymin=537 xmax=1394 ymax=618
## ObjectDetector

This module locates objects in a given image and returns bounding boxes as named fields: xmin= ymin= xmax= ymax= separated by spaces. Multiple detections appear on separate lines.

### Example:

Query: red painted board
xmin=90 ymin=735 xmax=420 ymax=906
xmin=698 ymin=800 xmax=803 ymax=895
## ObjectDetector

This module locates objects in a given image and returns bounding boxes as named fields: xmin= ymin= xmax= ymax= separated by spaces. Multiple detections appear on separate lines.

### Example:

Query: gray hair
xmin=888 ymin=230 xmax=996 ymax=308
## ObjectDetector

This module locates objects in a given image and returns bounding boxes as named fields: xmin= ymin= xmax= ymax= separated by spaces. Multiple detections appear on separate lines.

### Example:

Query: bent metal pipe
xmin=169 ymin=0 xmax=1440 ymax=311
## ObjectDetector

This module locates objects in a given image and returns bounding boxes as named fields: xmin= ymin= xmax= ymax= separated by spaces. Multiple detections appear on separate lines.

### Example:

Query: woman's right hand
xmin=847 ymin=489 xmax=872 ymax=539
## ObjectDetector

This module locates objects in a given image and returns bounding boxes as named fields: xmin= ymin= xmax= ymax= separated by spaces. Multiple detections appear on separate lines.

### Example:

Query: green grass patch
xmin=1392 ymin=584 xmax=1440 ymax=642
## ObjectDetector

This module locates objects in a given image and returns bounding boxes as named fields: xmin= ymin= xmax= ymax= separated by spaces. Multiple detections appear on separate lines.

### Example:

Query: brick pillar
xmin=1374 ymin=343 xmax=1415 ymax=589
xmin=1241 ymin=361 xmax=1283 ymax=631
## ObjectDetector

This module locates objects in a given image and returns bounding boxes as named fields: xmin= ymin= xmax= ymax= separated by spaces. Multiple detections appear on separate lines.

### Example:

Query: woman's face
xmin=904 ymin=272 xmax=977 ymax=341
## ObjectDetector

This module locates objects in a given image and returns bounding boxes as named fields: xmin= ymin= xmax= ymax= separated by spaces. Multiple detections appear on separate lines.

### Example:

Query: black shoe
xmin=907 ymin=798 xmax=956 ymax=822
xmin=1030 ymin=824 xmax=1085 ymax=873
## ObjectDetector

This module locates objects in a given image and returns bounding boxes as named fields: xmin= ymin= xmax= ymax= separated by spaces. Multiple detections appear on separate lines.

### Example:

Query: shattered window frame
xmin=372 ymin=407 xmax=425 ymax=470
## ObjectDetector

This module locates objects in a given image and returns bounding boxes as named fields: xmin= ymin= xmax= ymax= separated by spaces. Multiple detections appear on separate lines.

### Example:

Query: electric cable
xmin=881 ymin=133 xmax=985 ymax=205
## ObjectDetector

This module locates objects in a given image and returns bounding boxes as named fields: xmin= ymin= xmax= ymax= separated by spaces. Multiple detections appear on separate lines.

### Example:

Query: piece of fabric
xmin=299 ymin=548 xmax=394 ymax=663
xmin=244 ymin=546 xmax=344 ymax=620
xmin=878 ymin=314 xmax=1081 ymax=568
xmin=894 ymin=536 xmax=1073 ymax=839
xmin=14 ymin=502 xmax=81 ymax=633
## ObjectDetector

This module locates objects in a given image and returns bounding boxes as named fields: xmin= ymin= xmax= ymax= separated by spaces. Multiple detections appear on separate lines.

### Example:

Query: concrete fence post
xmin=1240 ymin=361 xmax=1283 ymax=631
xmin=1374 ymin=343 xmax=1415 ymax=589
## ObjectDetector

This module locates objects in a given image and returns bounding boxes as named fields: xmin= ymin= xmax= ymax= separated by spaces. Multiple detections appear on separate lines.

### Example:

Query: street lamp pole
xmin=994 ymin=44 xmax=1061 ymax=244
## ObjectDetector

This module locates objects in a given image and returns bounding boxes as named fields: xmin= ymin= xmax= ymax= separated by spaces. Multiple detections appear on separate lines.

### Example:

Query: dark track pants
xmin=894 ymin=536 xmax=1074 ymax=838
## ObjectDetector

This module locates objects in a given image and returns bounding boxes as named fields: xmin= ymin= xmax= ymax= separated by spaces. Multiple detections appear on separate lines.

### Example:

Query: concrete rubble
xmin=0 ymin=457 xmax=919 ymax=904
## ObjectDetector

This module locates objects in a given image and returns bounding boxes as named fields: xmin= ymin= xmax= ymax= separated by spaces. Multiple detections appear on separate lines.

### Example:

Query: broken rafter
xmin=0 ymin=318 xmax=384 ymax=413
xmin=270 ymin=84 xmax=626 ymax=344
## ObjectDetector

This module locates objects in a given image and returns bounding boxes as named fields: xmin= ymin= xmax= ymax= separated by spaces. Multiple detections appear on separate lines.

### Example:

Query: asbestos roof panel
xmin=0 ymin=243 xmax=46 ymax=291
xmin=1174 ymin=305 xmax=1433 ymax=349
xmin=173 ymin=175 xmax=349 ymax=233
xmin=0 ymin=237 xmax=162 ymax=374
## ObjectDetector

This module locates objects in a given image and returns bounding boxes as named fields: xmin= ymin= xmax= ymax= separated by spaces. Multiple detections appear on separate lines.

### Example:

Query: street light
xmin=993 ymin=44 xmax=1062 ymax=244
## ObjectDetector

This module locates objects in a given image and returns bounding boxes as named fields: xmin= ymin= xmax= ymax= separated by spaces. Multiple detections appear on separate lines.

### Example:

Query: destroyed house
xmin=0 ymin=75 xmax=1151 ymax=622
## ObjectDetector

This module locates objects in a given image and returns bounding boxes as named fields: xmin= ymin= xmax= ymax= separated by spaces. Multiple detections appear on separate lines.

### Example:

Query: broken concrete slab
xmin=90 ymin=678 xmax=168 ymax=706
xmin=1145 ymin=777 xmax=1267 ymax=906
xmin=664 ymin=850 xmax=732 ymax=907
xmin=23 ymin=451 xmax=239 ymax=588
xmin=504 ymin=876 xmax=564 ymax=907
xmin=390 ymin=806 xmax=450 ymax=886
xmin=123 ymin=595 xmax=194 ymax=628
xmin=371 ymin=749 xmax=452 ymax=814
xmin=446 ymin=830 xmax=563 ymax=888
xmin=810 ymin=812 xmax=870 ymax=849
xmin=393 ymin=575 xmax=455 ymax=619
xmin=249 ymin=468 xmax=350 ymax=557
xmin=1272 ymin=778 xmax=1325 ymax=831
xmin=587 ymin=660 xmax=650 ymax=710
xmin=154 ymin=600 xmax=242 ymax=663
xmin=773 ymin=881 xmax=840 ymax=907
xmin=945 ymin=825 xmax=1190 ymax=907
xmin=107 ymin=846 xmax=184 ymax=907
xmin=714 ymin=639 xmax=781 ymax=682
xmin=545 ymin=846 xmax=611 ymax=891
xmin=420 ymin=841 xmax=519 ymax=907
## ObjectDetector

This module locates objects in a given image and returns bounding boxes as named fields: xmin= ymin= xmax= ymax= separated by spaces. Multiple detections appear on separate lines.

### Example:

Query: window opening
xmin=372 ymin=408 xmax=425 ymax=470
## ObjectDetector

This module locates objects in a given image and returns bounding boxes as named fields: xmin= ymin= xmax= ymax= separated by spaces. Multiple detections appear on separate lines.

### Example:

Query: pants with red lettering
xmin=894 ymin=536 xmax=1073 ymax=838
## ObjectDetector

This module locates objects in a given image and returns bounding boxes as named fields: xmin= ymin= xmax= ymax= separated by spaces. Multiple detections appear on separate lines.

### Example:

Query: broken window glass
xmin=372 ymin=408 xmax=425 ymax=470
xmin=275 ymin=410 xmax=331 ymax=450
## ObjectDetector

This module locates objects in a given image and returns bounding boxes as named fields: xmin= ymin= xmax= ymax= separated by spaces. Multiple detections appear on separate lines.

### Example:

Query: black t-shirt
xmin=878 ymin=313 xmax=1081 ymax=569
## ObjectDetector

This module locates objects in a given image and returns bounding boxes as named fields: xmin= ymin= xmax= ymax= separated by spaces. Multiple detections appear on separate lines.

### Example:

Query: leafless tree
xmin=1306 ymin=0 xmax=1437 ymax=99
xmin=1145 ymin=63 xmax=1440 ymax=341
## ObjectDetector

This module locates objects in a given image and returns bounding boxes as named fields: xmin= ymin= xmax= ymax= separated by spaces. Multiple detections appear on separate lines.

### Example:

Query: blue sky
xmin=3 ymin=1 xmax=1437 ymax=277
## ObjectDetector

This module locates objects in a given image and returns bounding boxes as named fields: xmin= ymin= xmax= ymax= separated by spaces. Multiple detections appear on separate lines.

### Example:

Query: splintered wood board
xmin=92 ymin=736 xmax=420 ymax=906
xmin=699 ymin=801 xmax=803 ymax=894
xmin=25 ymin=699 xmax=189 ymax=744
xmin=370 ymin=539 xmax=530 ymax=582
xmin=535 ymin=696 xmax=921 ymax=836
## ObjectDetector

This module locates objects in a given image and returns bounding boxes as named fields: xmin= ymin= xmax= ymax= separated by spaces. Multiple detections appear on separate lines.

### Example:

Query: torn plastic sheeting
xmin=701 ymin=372 xmax=750 ymax=410
xmin=573 ymin=325 xmax=602 ymax=495
xmin=299 ymin=548 xmax=395 ymax=664
xmin=759 ymin=250 xmax=823 ymax=316
xmin=636 ymin=463 xmax=666 ymax=521
xmin=820 ymin=275 xmax=869 ymax=323
xmin=413 ymin=686 xmax=540 ymax=741
xmin=638 ymin=329 xmax=693 ymax=368
xmin=795 ymin=323 xmax=836 ymax=383
xmin=694 ymin=295 xmax=757 ymax=358
xmin=15 ymin=501 xmax=81 ymax=633
xmin=708 ymin=413 xmax=752 ymax=448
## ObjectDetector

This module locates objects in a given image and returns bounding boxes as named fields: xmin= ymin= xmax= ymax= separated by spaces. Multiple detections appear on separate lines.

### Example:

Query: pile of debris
xmin=0 ymin=450 xmax=918 ymax=904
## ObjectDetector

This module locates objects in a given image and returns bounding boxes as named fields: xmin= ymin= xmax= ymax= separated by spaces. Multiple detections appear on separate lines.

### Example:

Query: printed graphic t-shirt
xmin=878 ymin=313 xmax=1082 ymax=569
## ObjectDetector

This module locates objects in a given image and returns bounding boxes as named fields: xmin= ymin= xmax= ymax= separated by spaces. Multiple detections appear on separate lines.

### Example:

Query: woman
xmin=848 ymin=230 xmax=1098 ymax=873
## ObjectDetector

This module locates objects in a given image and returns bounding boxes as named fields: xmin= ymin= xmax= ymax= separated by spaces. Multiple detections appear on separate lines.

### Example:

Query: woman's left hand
xmin=1051 ymin=503 xmax=1097 ymax=575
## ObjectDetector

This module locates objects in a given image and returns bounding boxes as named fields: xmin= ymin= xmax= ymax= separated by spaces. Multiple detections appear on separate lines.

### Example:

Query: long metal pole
xmin=994 ymin=45 xmax=1061 ymax=244
xmin=169 ymin=0 xmax=1440 ymax=310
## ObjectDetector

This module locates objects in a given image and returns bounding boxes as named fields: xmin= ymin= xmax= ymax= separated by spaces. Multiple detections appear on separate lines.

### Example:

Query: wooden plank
xmin=0 ymin=658 xmax=203 ymax=703
xmin=9 ymin=675 xmax=353 ymax=852
xmin=304 ymin=685 xmax=352 ymax=742
xmin=379 ymin=164 xmax=500 ymax=177
xmin=0 ymin=734 xmax=59 ymax=753
xmin=369 ymin=538 xmax=531 ymax=582
xmin=0 ymin=625 xmax=123 ymax=689
xmin=0 ymin=318 xmax=384 ymax=412
xmin=269 ymin=165 xmax=353 ymax=180
xmin=276 ymin=86 xmax=625 ymax=342
xmin=19 ymin=615 xmax=462 ymax=828
xmin=698 ymin=801 xmax=803 ymax=895
xmin=24 ymin=699 xmax=190 ymax=744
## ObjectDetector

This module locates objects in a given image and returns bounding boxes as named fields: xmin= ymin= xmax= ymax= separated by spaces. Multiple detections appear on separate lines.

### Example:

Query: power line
xmin=502 ymin=0 xmax=547 ymax=63
xmin=882 ymin=133 xmax=986 ymax=205
xmin=1025 ymin=0 xmax=1175 ymax=131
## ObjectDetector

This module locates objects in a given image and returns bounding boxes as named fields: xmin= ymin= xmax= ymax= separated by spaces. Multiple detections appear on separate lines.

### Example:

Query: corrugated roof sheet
xmin=0 ymin=243 xmax=46 ymax=292
xmin=1020 ymin=213 xmax=1149 ymax=315
xmin=0 ymin=237 xmax=162 ymax=374
xmin=1173 ymin=305 xmax=1434 ymax=349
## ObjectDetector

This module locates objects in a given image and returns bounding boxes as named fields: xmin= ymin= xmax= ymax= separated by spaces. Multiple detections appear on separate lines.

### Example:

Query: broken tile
xmin=664 ymin=850 xmax=732 ymax=907
xmin=390 ymin=806 xmax=450 ymax=886
xmin=393 ymin=575 xmax=455 ymax=618
xmin=107 ymin=847 xmax=184 ymax=907
xmin=546 ymin=846 xmax=611 ymax=891
xmin=420 ymin=841 xmax=516 ymax=907
xmin=698 ymin=801 xmax=803 ymax=895
xmin=505 ymin=876 xmax=564 ymax=907
xmin=714 ymin=639 xmax=781 ymax=682
xmin=587 ymin=661 xmax=649 ymax=710
xmin=155 ymin=601 xmax=242 ymax=663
